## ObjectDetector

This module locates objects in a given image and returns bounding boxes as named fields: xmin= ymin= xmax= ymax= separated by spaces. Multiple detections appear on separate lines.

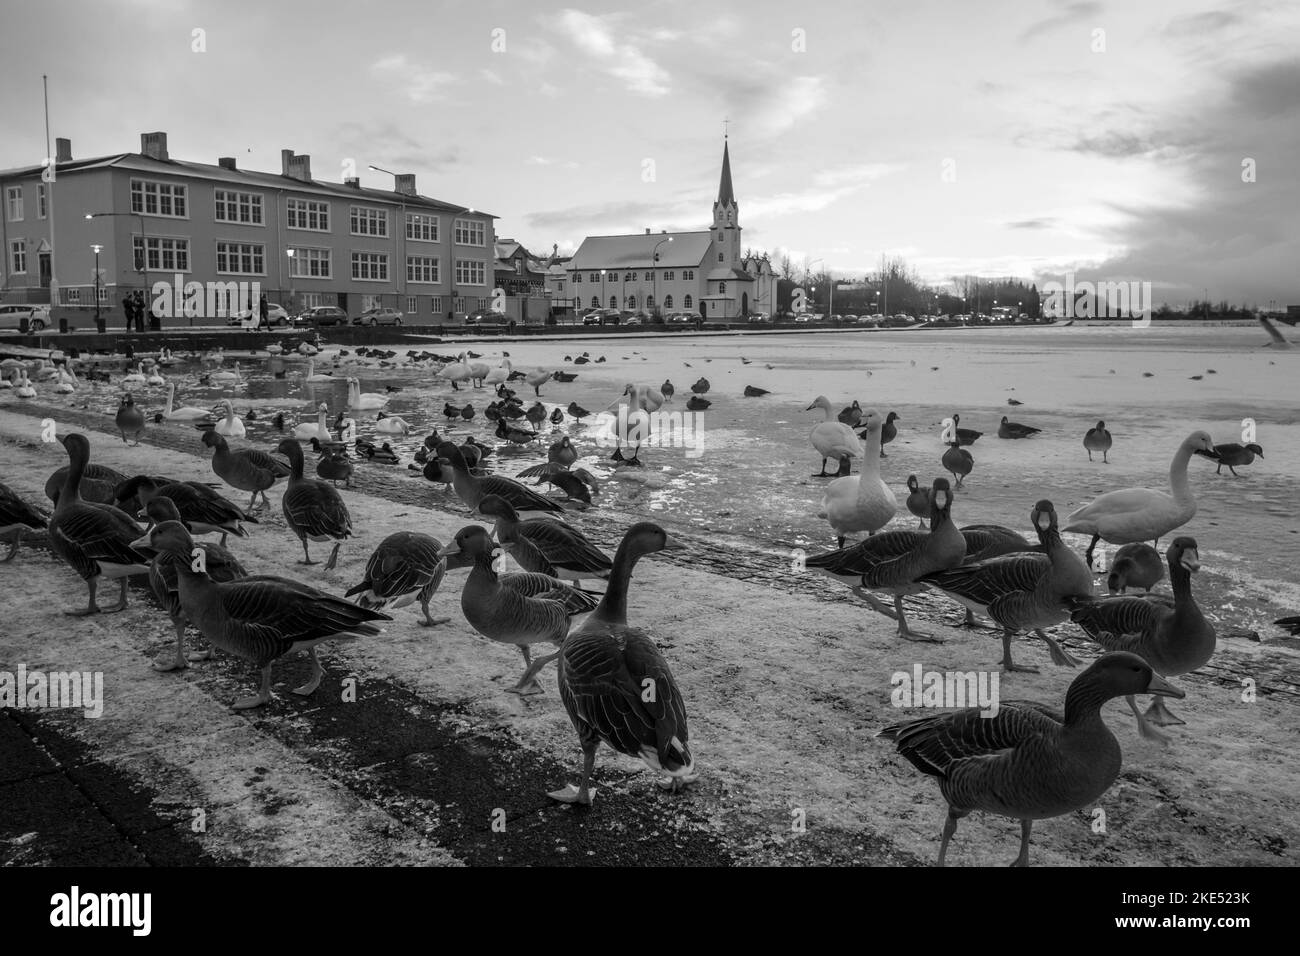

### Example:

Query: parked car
xmin=354 ymin=307 xmax=404 ymax=326
xmin=666 ymin=312 xmax=699 ymax=325
xmin=227 ymin=302 xmax=290 ymax=327
xmin=465 ymin=310 xmax=517 ymax=328
xmin=0 ymin=303 xmax=52 ymax=332
xmin=582 ymin=309 xmax=622 ymax=326
xmin=746 ymin=312 xmax=771 ymax=324
xmin=296 ymin=306 xmax=349 ymax=328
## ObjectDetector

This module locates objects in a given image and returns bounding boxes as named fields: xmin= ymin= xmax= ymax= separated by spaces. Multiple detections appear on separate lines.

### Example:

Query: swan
xmin=303 ymin=359 xmax=334 ymax=382
xmin=347 ymin=377 xmax=389 ymax=410
xmin=121 ymin=363 xmax=146 ymax=385
xmin=0 ymin=371 xmax=11 ymax=389
xmin=1064 ymin=430 xmax=1216 ymax=567
xmin=374 ymin=411 xmax=412 ymax=435
xmin=484 ymin=360 xmax=512 ymax=387
xmin=804 ymin=395 xmax=861 ymax=477
xmin=54 ymin=367 xmax=78 ymax=394
xmin=209 ymin=362 xmax=243 ymax=385
xmin=818 ymin=410 xmax=898 ymax=547
xmin=437 ymin=353 xmax=473 ymax=390
xmin=298 ymin=341 xmax=319 ymax=356
xmin=213 ymin=399 xmax=246 ymax=439
xmin=293 ymin=402 xmax=331 ymax=440
xmin=525 ymin=366 xmax=554 ymax=397
xmin=159 ymin=383 xmax=214 ymax=422
xmin=145 ymin=365 xmax=166 ymax=387
xmin=468 ymin=359 xmax=491 ymax=386
xmin=14 ymin=371 xmax=36 ymax=398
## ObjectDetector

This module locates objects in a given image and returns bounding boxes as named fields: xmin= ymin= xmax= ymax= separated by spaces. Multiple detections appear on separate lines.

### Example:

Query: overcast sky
xmin=2 ymin=0 xmax=1296 ymax=305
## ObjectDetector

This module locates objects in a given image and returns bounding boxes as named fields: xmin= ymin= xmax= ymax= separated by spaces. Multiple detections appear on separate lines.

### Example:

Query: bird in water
xmin=116 ymin=394 xmax=146 ymax=445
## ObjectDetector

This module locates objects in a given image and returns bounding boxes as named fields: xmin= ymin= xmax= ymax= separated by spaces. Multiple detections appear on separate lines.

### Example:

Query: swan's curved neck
xmin=1169 ymin=441 xmax=1197 ymax=502
xmin=820 ymin=404 xmax=834 ymax=422
xmin=164 ymin=384 xmax=175 ymax=415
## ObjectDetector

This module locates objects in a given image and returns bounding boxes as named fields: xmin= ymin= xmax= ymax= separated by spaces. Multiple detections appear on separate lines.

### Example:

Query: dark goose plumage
xmin=345 ymin=531 xmax=449 ymax=626
xmin=436 ymin=441 xmax=563 ymax=515
xmin=202 ymin=430 xmax=290 ymax=511
xmin=276 ymin=438 xmax=353 ymax=571
xmin=0 ymin=482 xmax=49 ymax=562
xmin=115 ymin=474 xmax=256 ymax=547
xmin=478 ymin=494 xmax=613 ymax=584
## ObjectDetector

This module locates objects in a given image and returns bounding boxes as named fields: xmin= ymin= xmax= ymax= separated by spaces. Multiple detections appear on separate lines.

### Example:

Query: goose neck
xmin=596 ymin=541 xmax=650 ymax=626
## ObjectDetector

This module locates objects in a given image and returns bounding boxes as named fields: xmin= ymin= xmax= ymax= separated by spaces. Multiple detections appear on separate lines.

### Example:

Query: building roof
xmin=706 ymin=266 xmax=754 ymax=282
xmin=570 ymin=231 xmax=712 ymax=271
xmin=716 ymin=139 xmax=735 ymax=207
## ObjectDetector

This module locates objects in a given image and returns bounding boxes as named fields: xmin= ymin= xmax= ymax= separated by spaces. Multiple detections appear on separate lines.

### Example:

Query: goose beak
xmin=436 ymin=543 xmax=461 ymax=558
xmin=661 ymin=534 xmax=686 ymax=551
xmin=128 ymin=533 xmax=156 ymax=558
xmin=1181 ymin=550 xmax=1201 ymax=572
xmin=1144 ymin=672 xmax=1185 ymax=700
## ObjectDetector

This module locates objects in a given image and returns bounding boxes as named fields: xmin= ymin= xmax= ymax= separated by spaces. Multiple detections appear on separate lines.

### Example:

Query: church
xmin=566 ymin=139 xmax=776 ymax=321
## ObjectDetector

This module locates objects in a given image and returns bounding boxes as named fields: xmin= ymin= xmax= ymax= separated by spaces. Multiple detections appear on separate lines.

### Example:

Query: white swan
xmin=297 ymin=341 xmax=319 ymax=356
xmin=121 ymin=363 xmax=146 ymax=385
xmin=209 ymin=362 xmax=243 ymax=385
xmin=213 ymin=399 xmax=246 ymax=439
xmin=303 ymin=359 xmax=334 ymax=382
xmin=525 ymin=366 xmax=554 ymax=397
xmin=14 ymin=371 xmax=36 ymax=398
xmin=145 ymin=365 xmax=166 ymax=387
xmin=347 ymin=377 xmax=389 ymax=410
xmin=374 ymin=412 xmax=411 ymax=435
xmin=157 ymin=383 xmax=211 ymax=422
xmin=1064 ymin=429 xmax=1217 ymax=566
xmin=53 ymin=367 xmax=78 ymax=394
xmin=156 ymin=348 xmax=178 ymax=367
xmin=293 ymin=402 xmax=330 ymax=440
xmin=805 ymin=395 xmax=862 ymax=477
xmin=437 ymin=353 xmax=473 ymax=390
xmin=484 ymin=360 xmax=512 ymax=387
xmin=818 ymin=409 xmax=897 ymax=547
xmin=621 ymin=382 xmax=664 ymax=412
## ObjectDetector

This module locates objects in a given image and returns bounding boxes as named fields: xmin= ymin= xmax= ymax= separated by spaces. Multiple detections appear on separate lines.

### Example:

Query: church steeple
xmin=717 ymin=138 xmax=735 ymax=207
xmin=712 ymin=136 xmax=738 ymax=231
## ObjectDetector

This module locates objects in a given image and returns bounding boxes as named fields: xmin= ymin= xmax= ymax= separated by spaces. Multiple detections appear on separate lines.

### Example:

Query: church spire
xmin=717 ymin=137 xmax=735 ymax=207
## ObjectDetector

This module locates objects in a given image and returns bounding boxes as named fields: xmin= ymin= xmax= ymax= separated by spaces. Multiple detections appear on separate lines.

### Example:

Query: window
xmin=406 ymin=296 xmax=418 ymax=314
xmin=663 ymin=270 xmax=674 ymax=281
xmin=351 ymin=252 xmax=389 ymax=281
xmin=61 ymin=287 xmax=82 ymax=305
xmin=130 ymin=179 xmax=187 ymax=217
xmin=573 ymin=273 xmax=582 ymax=283
xmin=214 ymin=189 xmax=264 ymax=224
xmin=98 ymin=285 xmax=109 ymax=304
xmin=431 ymin=296 xmax=442 ymax=313
xmin=300 ymin=292 xmax=327 ymax=309
xmin=646 ymin=295 xmax=655 ymax=308
xmin=514 ymin=260 xmax=523 ymax=274
xmin=683 ymin=270 xmax=694 ymax=280
xmin=38 ymin=185 xmax=46 ymax=219
xmin=609 ymin=296 xmax=616 ymax=309
xmin=407 ymin=213 xmax=439 ymax=241
xmin=624 ymin=272 xmax=634 ymax=282
xmin=215 ymin=241 xmax=263 ymax=275
xmin=590 ymin=296 xmax=599 ymax=308
xmin=350 ymin=206 xmax=388 ymax=237
xmin=588 ymin=272 xmax=599 ymax=282
xmin=288 ymin=247 xmax=332 ymax=278
xmin=664 ymin=295 xmax=673 ymax=309
xmin=5 ymin=187 xmax=22 ymax=221
xmin=287 ymin=198 xmax=330 ymax=231
xmin=453 ymin=219 xmax=485 ymax=246
xmin=719 ymin=281 xmax=726 ymax=293
xmin=9 ymin=239 xmax=26 ymax=273
xmin=407 ymin=255 xmax=440 ymax=283
xmin=361 ymin=294 xmax=382 ymax=311
xmin=644 ymin=271 xmax=652 ymax=281
xmin=135 ymin=236 xmax=191 ymax=272
xmin=454 ymin=258 xmax=485 ymax=285
xmin=627 ymin=295 xmax=637 ymax=308
xmin=453 ymin=296 xmax=465 ymax=313
xmin=718 ymin=253 xmax=724 ymax=262
xmin=684 ymin=294 xmax=693 ymax=308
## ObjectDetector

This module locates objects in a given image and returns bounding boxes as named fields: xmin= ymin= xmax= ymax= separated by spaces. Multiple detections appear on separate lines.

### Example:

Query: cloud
xmin=554 ymin=9 xmax=670 ymax=96
xmin=716 ymin=74 xmax=829 ymax=140
xmin=1006 ymin=218 xmax=1058 ymax=230
xmin=1019 ymin=1 xmax=1103 ymax=41
xmin=526 ymin=155 xmax=579 ymax=169
xmin=1164 ymin=10 xmax=1240 ymax=37
xmin=330 ymin=121 xmax=459 ymax=175
xmin=480 ymin=68 xmax=505 ymax=86
xmin=369 ymin=54 xmax=458 ymax=102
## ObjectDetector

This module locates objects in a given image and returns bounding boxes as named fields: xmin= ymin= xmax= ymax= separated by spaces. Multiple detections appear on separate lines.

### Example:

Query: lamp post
xmin=652 ymin=236 xmax=673 ymax=320
xmin=600 ymin=269 xmax=607 ymax=311
xmin=87 ymin=211 xmax=148 ymax=327
xmin=368 ymin=165 xmax=406 ymax=311
xmin=91 ymin=244 xmax=103 ymax=331
xmin=809 ymin=257 xmax=831 ymax=319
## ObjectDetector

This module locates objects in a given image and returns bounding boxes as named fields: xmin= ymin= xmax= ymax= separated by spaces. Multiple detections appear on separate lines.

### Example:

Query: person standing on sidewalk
xmin=120 ymin=293 xmax=134 ymax=333
xmin=132 ymin=291 xmax=147 ymax=333
xmin=259 ymin=293 xmax=270 ymax=331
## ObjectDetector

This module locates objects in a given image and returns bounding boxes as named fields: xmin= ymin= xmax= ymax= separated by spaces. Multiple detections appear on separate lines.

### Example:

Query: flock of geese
xmin=0 ymin=337 xmax=1289 ymax=866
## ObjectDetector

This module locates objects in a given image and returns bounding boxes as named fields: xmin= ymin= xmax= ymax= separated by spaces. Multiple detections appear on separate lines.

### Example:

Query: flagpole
xmin=43 ymin=74 xmax=58 ymax=315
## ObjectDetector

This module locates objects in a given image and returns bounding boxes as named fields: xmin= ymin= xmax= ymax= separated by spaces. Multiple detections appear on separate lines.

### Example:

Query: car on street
xmin=582 ymin=309 xmax=622 ymax=326
xmin=296 ymin=305 xmax=349 ymax=328
xmin=227 ymin=302 xmax=291 ymax=327
xmin=666 ymin=312 xmax=699 ymax=325
xmin=0 ymin=303 xmax=52 ymax=332
xmin=353 ymin=307 xmax=404 ymax=326
xmin=464 ymin=310 xmax=517 ymax=328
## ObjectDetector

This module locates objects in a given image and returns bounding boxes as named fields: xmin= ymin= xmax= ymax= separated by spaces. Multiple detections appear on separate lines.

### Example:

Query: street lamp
xmin=286 ymin=248 xmax=296 ymax=322
xmin=368 ymin=164 xmax=406 ymax=311
xmin=87 ymin=211 xmax=148 ymax=328
xmin=91 ymin=244 xmax=103 ymax=330
xmin=600 ymin=269 xmax=607 ymax=310
xmin=652 ymin=236 xmax=673 ymax=319
xmin=809 ymin=257 xmax=832 ymax=319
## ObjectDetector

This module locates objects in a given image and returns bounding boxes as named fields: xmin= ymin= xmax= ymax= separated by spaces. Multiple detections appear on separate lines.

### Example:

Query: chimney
xmin=218 ymin=156 xmax=237 ymax=171
xmin=344 ymin=176 xmax=361 ymax=189
xmin=55 ymin=138 xmax=72 ymax=163
xmin=280 ymin=149 xmax=312 ymax=182
xmin=394 ymin=173 xmax=417 ymax=197
xmin=645 ymin=227 xmax=651 ymax=235
xmin=140 ymin=132 xmax=169 ymax=161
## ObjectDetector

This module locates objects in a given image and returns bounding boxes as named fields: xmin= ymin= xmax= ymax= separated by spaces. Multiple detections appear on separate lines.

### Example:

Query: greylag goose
xmin=0 ymin=482 xmax=49 ymax=562
xmin=47 ymin=434 xmax=149 ymax=615
xmin=275 ymin=439 xmax=353 ymax=571
xmin=805 ymin=478 xmax=965 ymax=641
xmin=818 ymin=409 xmax=897 ymax=547
xmin=1070 ymin=537 xmax=1213 ymax=742
xmin=115 ymin=394 xmax=146 ymax=445
xmin=435 ymin=441 xmax=564 ymax=515
xmin=515 ymin=437 xmax=579 ymax=478
xmin=1083 ymin=421 xmax=1112 ymax=462
xmin=115 ymin=475 xmax=256 ymax=546
xmin=345 ymin=532 xmax=450 ymax=626
xmin=1196 ymin=441 xmax=1263 ymax=477
xmin=45 ymin=462 xmax=128 ymax=507
xmin=130 ymin=521 xmax=389 ymax=708
xmin=1106 ymin=543 xmax=1163 ymax=593
xmin=944 ymin=524 xmax=1045 ymax=628
xmin=941 ymin=442 xmax=974 ymax=488
xmin=905 ymin=475 xmax=931 ymax=528
xmin=478 ymin=494 xmax=613 ymax=585
xmin=879 ymin=411 xmax=900 ymax=456
xmin=202 ymin=430 xmax=289 ymax=511
xmin=949 ymin=413 xmax=982 ymax=445
xmin=998 ymin=416 xmax=1040 ymax=439
xmin=879 ymin=652 xmax=1183 ymax=866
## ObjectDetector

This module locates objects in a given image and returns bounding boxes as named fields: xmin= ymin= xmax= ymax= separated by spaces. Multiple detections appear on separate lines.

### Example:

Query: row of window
xmin=5 ymin=185 xmax=48 ymax=221
xmin=574 ymin=269 xmax=694 ymax=282
xmin=58 ymin=286 xmax=111 ymax=304
xmin=296 ymin=292 xmax=484 ymax=314
xmin=585 ymin=294 xmax=692 ymax=309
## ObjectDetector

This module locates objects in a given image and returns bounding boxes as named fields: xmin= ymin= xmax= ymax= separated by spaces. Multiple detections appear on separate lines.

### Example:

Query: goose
xmin=347 ymin=377 xmax=389 ymax=410
xmin=0 ymin=482 xmax=49 ymax=562
xmin=1064 ymin=430 xmax=1216 ymax=567
xmin=660 ymin=380 xmax=675 ymax=402
xmin=437 ymin=525 xmax=597 ymax=694
xmin=691 ymin=377 xmax=710 ymax=394
xmin=1106 ymin=543 xmax=1163 ymax=594
xmin=115 ymin=475 xmax=257 ymax=546
xmin=13 ymin=371 xmax=36 ymax=399
xmin=921 ymin=501 xmax=1092 ymax=672
xmin=437 ymin=353 xmax=473 ymax=390
xmin=532 ymin=522 xmax=693 ymax=805
xmin=121 ymin=363 xmax=147 ymax=386
xmin=878 ymin=652 xmax=1183 ymax=866
xmin=202 ymin=430 xmax=290 ymax=511
xmin=115 ymin=394 xmax=146 ymax=445
xmin=879 ymin=411 xmax=900 ymax=456
xmin=946 ymin=524 xmax=1046 ymax=628
xmin=293 ymin=402 xmax=331 ymax=441
xmin=805 ymin=395 xmax=862 ymax=477
xmin=948 ymin=413 xmax=982 ymax=445
xmin=345 ymin=531 xmax=450 ymax=627
xmin=905 ymin=475 xmax=931 ymax=528
xmin=484 ymin=360 xmax=513 ymax=387
xmin=525 ymin=367 xmax=554 ymax=397
xmin=818 ymin=410 xmax=897 ymax=547
xmin=1071 ymin=538 xmax=1213 ymax=742
xmin=1196 ymin=442 xmax=1263 ymax=477
xmin=516 ymin=437 xmax=579 ymax=478
xmin=535 ymin=465 xmax=599 ymax=508
xmin=46 ymin=434 xmax=149 ymax=615
xmin=303 ymin=359 xmax=334 ymax=382
xmin=317 ymin=448 xmax=354 ymax=487
xmin=567 ymin=401 xmax=592 ymax=423
xmin=213 ymin=399 xmax=246 ymax=439
xmin=435 ymin=441 xmax=564 ymax=515
xmin=479 ymin=494 xmax=613 ymax=585
xmin=209 ymin=362 xmax=243 ymax=385
xmin=275 ymin=438 xmax=353 ymax=570
xmin=131 ymin=521 xmax=389 ymax=708
xmin=805 ymin=479 xmax=965 ymax=641
xmin=998 ymin=416 xmax=1040 ymax=439
xmin=159 ymin=383 xmax=215 ymax=423
xmin=44 ymin=462 xmax=129 ymax=508
xmin=941 ymin=442 xmax=974 ymax=487
xmin=134 ymin=496 xmax=248 ymax=671
xmin=1083 ymin=420 xmax=1113 ymax=462
xmin=374 ymin=412 xmax=412 ymax=435
xmin=838 ymin=401 xmax=863 ymax=426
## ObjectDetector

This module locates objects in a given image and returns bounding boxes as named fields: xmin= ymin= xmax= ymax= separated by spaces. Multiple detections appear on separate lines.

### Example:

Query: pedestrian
xmin=259 ymin=293 xmax=269 ymax=330
xmin=121 ymin=293 xmax=135 ymax=333
xmin=132 ymin=291 xmax=146 ymax=333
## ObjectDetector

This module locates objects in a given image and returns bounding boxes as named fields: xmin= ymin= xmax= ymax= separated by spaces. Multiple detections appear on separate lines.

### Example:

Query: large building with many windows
xmin=564 ymin=139 xmax=776 ymax=321
xmin=0 ymin=132 xmax=497 ymax=324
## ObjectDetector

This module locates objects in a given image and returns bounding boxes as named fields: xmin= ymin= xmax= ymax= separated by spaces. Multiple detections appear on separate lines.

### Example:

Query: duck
xmin=549 ymin=407 xmax=565 ymax=425
xmin=416 ymin=457 xmax=453 ymax=488
xmin=534 ymin=465 xmax=599 ymax=508
xmin=435 ymin=441 xmax=564 ymax=515
xmin=317 ymin=448 xmax=354 ymax=487
xmin=1064 ymin=430 xmax=1216 ymax=567
xmin=921 ymin=500 xmax=1092 ymax=672
xmin=552 ymin=371 xmax=578 ymax=383
xmin=744 ymin=385 xmax=770 ymax=397
xmin=303 ymin=359 xmax=334 ymax=382
xmin=213 ymin=399 xmax=246 ymax=439
xmin=275 ymin=438 xmax=353 ymax=570
xmin=134 ymin=496 xmax=248 ymax=672
xmin=1071 ymin=538 xmax=1213 ymax=742
xmin=948 ymin=413 xmax=982 ymax=445
xmin=878 ymin=652 xmax=1183 ymax=866
xmin=437 ymin=525 xmax=598 ymax=694
xmin=998 ymin=416 xmax=1041 ymax=439
xmin=292 ymin=403 xmax=331 ymax=441
xmin=660 ymin=380 xmax=675 ymax=402
xmin=347 ymin=377 xmax=389 ymax=410
xmin=685 ymin=395 xmax=710 ymax=412
xmin=115 ymin=394 xmax=146 ymax=445
xmin=526 ymin=402 xmax=548 ymax=428
xmin=443 ymin=401 xmax=461 ymax=420
xmin=1196 ymin=442 xmax=1263 ymax=477
xmin=941 ymin=442 xmax=974 ymax=488
xmin=345 ymin=531 xmax=451 ymax=627
xmin=496 ymin=420 xmax=539 ymax=445
xmin=202 ymin=430 xmax=290 ymax=511
xmin=805 ymin=396 xmax=862 ymax=477
xmin=805 ymin=479 xmax=965 ymax=640
xmin=691 ymin=377 xmax=710 ymax=395
xmin=46 ymin=434 xmax=150 ymax=615
xmin=818 ymin=410 xmax=897 ymax=547
xmin=459 ymin=403 xmax=475 ymax=422
xmin=1106 ymin=543 xmax=1164 ymax=594
xmin=1084 ymin=420 xmax=1113 ymax=462
xmin=131 ymin=521 xmax=389 ymax=708
xmin=0 ymin=482 xmax=49 ymax=562
xmin=878 ymin=412 xmax=900 ymax=456
xmin=526 ymin=522 xmax=692 ymax=804
xmin=567 ymin=401 xmax=592 ymax=422
xmin=479 ymin=493 xmax=613 ymax=585
xmin=525 ymin=367 xmax=554 ymax=397
xmin=374 ymin=412 xmax=412 ymax=436
xmin=905 ymin=475 xmax=931 ymax=528
xmin=368 ymin=442 xmax=401 ymax=464
xmin=115 ymin=475 xmax=256 ymax=547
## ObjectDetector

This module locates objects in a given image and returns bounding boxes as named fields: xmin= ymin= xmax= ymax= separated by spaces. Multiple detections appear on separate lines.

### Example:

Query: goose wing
xmin=478 ymin=475 xmax=564 ymax=513
xmin=0 ymin=484 xmax=49 ymax=528
xmin=1070 ymin=596 xmax=1168 ymax=652
xmin=240 ymin=448 xmax=291 ymax=477
xmin=519 ymin=518 xmax=613 ymax=573
xmin=805 ymin=531 xmax=925 ymax=577
xmin=283 ymin=481 xmax=352 ymax=538
xmin=166 ymin=482 xmax=255 ymax=528
xmin=51 ymin=502 xmax=144 ymax=567
xmin=501 ymin=572 xmax=599 ymax=614
xmin=921 ymin=554 xmax=1050 ymax=606
xmin=879 ymin=699 xmax=1060 ymax=778
xmin=213 ymin=575 xmax=389 ymax=661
